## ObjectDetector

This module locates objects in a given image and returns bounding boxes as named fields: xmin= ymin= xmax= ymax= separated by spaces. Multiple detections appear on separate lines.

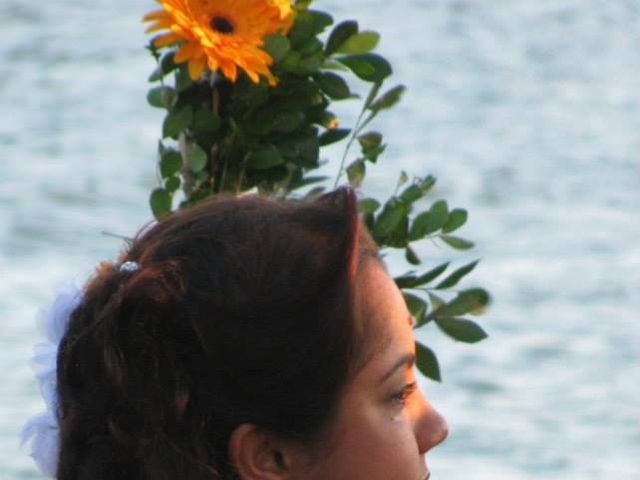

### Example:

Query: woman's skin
xmin=230 ymin=260 xmax=449 ymax=480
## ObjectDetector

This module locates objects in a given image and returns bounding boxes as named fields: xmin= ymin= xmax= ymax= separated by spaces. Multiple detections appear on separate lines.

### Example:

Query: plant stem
xmin=333 ymin=113 xmax=364 ymax=189
xmin=179 ymin=132 xmax=194 ymax=194
xmin=210 ymin=77 xmax=222 ymax=192
xmin=333 ymin=83 xmax=380 ymax=189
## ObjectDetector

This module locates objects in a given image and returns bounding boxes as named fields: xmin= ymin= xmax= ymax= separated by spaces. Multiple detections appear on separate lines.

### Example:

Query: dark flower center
xmin=210 ymin=16 xmax=234 ymax=34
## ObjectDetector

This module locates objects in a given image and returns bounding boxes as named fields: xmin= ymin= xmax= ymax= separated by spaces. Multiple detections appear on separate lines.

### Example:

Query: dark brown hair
xmin=55 ymin=188 xmax=378 ymax=480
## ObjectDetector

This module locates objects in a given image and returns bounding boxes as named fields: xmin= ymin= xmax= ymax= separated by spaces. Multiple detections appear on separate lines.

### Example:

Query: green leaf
xmin=409 ymin=200 xmax=449 ymax=240
xmin=148 ymin=51 xmax=178 ymax=81
xmin=415 ymin=342 xmax=441 ymax=382
xmin=357 ymin=131 xmax=382 ymax=151
xmin=429 ymin=199 xmax=449 ymax=226
xmin=160 ymin=150 xmax=182 ymax=178
xmin=358 ymin=131 xmax=385 ymax=163
xmin=294 ymin=0 xmax=313 ymax=10
xmin=319 ymin=128 xmax=350 ymax=146
xmin=272 ymin=112 xmax=305 ymax=133
xmin=415 ymin=261 xmax=449 ymax=285
xmin=185 ymin=143 xmax=208 ymax=173
xmin=397 ymin=170 xmax=409 ymax=188
xmin=308 ymin=10 xmax=333 ymax=34
xmin=318 ymin=111 xmax=340 ymax=129
xmin=369 ymin=84 xmax=406 ymax=112
xmin=442 ymin=208 xmax=468 ymax=233
xmin=336 ymin=31 xmax=379 ymax=54
xmin=325 ymin=20 xmax=358 ymax=55
xmin=435 ymin=260 xmax=479 ymax=289
xmin=399 ymin=184 xmax=424 ymax=205
xmin=417 ymin=174 xmax=437 ymax=194
xmin=289 ymin=10 xmax=333 ymax=47
xmin=277 ymin=134 xmax=319 ymax=168
xmin=150 ymin=188 xmax=172 ymax=219
xmin=364 ymin=145 xmax=387 ymax=163
xmin=288 ymin=174 xmax=329 ymax=190
xmin=403 ymin=292 xmax=427 ymax=324
xmin=149 ymin=67 xmax=163 ymax=83
xmin=274 ymin=77 xmax=322 ymax=107
xmin=175 ymin=64 xmax=194 ymax=91
xmin=346 ymin=159 xmax=366 ymax=188
xmin=341 ymin=57 xmax=374 ymax=78
xmin=304 ymin=185 xmax=326 ymax=200
xmin=164 ymin=176 xmax=181 ymax=193
xmin=338 ymin=53 xmax=392 ymax=82
xmin=321 ymin=58 xmax=351 ymax=72
xmin=428 ymin=292 xmax=445 ymax=310
xmin=243 ymin=107 xmax=278 ymax=135
xmin=430 ymin=288 xmax=490 ymax=318
xmin=385 ymin=215 xmax=409 ymax=248
xmin=363 ymin=211 xmax=375 ymax=233
xmin=192 ymin=109 xmax=221 ymax=132
xmin=298 ymin=37 xmax=324 ymax=56
xmin=435 ymin=317 xmax=488 ymax=343
xmin=263 ymin=34 xmax=291 ymax=62
xmin=158 ymin=140 xmax=168 ymax=156
xmin=246 ymin=145 xmax=285 ymax=170
xmin=288 ymin=13 xmax=314 ymax=47
xmin=392 ymin=175 xmax=437 ymax=203
xmin=253 ymin=165 xmax=288 ymax=184
xmin=162 ymin=105 xmax=193 ymax=139
xmin=161 ymin=51 xmax=178 ymax=71
xmin=281 ymin=50 xmax=302 ymax=72
xmin=359 ymin=198 xmax=380 ymax=214
xmin=235 ymin=79 xmax=270 ymax=107
xmin=147 ymin=86 xmax=175 ymax=109
xmin=394 ymin=274 xmax=418 ymax=289
xmin=364 ymin=81 xmax=382 ymax=109
xmin=297 ymin=53 xmax=324 ymax=73
xmin=314 ymin=72 xmax=351 ymax=99
xmin=405 ymin=245 xmax=421 ymax=265
xmin=440 ymin=235 xmax=475 ymax=250
xmin=373 ymin=198 xmax=406 ymax=239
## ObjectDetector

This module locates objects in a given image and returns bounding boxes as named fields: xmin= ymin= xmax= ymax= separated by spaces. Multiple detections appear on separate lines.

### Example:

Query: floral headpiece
xmin=21 ymin=262 xmax=139 ymax=477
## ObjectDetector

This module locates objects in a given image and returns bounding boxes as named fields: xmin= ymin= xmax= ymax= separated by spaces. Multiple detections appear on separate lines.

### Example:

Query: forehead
xmin=352 ymin=261 xmax=414 ymax=369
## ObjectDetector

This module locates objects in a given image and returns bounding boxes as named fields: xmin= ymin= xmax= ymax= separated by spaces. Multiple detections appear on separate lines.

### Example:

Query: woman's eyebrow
xmin=378 ymin=353 xmax=415 ymax=384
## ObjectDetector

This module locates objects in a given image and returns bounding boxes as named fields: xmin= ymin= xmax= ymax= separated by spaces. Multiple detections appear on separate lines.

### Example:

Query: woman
xmin=26 ymin=188 xmax=448 ymax=479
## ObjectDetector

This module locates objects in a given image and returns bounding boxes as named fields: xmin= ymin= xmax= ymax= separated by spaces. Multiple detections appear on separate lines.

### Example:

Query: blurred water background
xmin=1 ymin=0 xmax=639 ymax=478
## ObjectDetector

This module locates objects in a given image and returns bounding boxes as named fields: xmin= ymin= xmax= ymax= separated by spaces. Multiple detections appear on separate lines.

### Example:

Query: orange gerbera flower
xmin=144 ymin=0 xmax=294 ymax=85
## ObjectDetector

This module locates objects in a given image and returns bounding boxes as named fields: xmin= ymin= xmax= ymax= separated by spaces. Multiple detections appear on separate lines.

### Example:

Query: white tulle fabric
xmin=21 ymin=284 xmax=82 ymax=478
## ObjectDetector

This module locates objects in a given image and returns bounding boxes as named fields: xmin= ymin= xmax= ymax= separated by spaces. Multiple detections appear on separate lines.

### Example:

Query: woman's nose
xmin=415 ymin=399 xmax=449 ymax=454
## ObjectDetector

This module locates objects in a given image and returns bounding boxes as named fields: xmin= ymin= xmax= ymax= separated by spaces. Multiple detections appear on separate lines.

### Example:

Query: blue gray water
xmin=1 ymin=0 xmax=639 ymax=478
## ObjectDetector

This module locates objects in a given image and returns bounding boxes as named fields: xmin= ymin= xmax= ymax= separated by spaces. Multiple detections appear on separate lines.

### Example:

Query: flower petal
xmin=206 ymin=54 xmax=219 ymax=72
xmin=145 ymin=19 xmax=173 ymax=34
xmin=142 ymin=9 xmax=169 ymax=22
xmin=153 ymin=32 xmax=183 ymax=48
xmin=145 ymin=0 xmax=292 ymax=83
xmin=220 ymin=61 xmax=238 ymax=83
xmin=188 ymin=56 xmax=207 ymax=80
xmin=175 ymin=42 xmax=201 ymax=63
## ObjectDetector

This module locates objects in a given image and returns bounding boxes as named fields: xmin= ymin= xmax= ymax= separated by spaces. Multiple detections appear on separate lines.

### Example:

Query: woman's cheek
xmin=378 ymin=412 xmax=422 ymax=463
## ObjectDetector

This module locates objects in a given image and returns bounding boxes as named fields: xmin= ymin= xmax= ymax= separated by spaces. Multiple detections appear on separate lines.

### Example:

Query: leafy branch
xmin=143 ymin=0 xmax=490 ymax=382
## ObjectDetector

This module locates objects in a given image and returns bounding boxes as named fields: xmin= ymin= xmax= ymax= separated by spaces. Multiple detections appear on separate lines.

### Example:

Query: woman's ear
xmin=229 ymin=423 xmax=302 ymax=480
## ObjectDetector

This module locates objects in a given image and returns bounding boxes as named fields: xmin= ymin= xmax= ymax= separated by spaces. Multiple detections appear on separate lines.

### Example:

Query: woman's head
xmin=55 ymin=188 xmax=446 ymax=480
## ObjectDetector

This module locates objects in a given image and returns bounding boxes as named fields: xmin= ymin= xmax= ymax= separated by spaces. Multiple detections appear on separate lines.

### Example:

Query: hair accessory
xmin=119 ymin=261 xmax=140 ymax=273
xmin=21 ymin=284 xmax=82 ymax=478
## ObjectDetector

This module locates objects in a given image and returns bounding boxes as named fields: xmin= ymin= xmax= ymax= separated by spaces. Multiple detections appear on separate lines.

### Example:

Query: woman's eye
xmin=391 ymin=381 xmax=417 ymax=406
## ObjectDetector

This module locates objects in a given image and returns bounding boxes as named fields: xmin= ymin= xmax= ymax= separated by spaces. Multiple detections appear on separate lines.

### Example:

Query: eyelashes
xmin=391 ymin=381 xmax=417 ymax=406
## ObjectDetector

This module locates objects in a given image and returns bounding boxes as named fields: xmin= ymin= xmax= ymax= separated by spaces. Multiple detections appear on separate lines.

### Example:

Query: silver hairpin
xmin=119 ymin=261 xmax=140 ymax=273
